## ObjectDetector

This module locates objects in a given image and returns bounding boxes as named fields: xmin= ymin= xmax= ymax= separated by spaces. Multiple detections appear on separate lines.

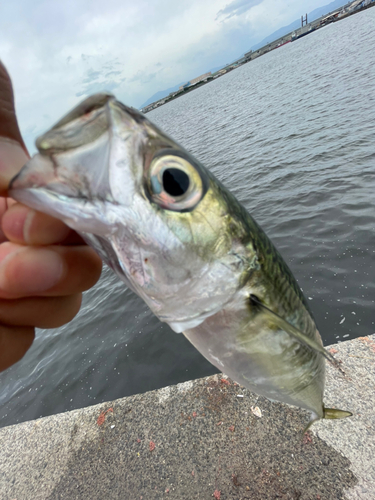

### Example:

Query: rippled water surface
xmin=1 ymin=9 xmax=374 ymax=427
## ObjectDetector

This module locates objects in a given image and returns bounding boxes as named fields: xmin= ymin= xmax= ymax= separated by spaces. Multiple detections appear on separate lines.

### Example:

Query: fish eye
xmin=147 ymin=151 xmax=207 ymax=212
xmin=162 ymin=168 xmax=190 ymax=196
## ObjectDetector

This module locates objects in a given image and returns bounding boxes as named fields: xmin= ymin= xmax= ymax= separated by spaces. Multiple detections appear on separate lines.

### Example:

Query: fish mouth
xmin=32 ymin=92 xmax=147 ymax=155
xmin=9 ymin=91 xmax=166 ymax=198
xmin=10 ymin=93 xmax=117 ymax=193
xmin=8 ymin=93 xmax=144 ymax=234
xmin=8 ymin=132 xmax=112 ymax=234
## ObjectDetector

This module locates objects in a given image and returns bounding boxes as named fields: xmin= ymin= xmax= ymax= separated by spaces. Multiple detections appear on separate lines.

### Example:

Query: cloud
xmin=75 ymin=79 xmax=124 ymax=98
xmin=82 ymin=69 xmax=102 ymax=82
xmin=0 ymin=0 xmax=329 ymax=152
xmin=75 ymin=61 xmax=127 ymax=98
xmin=129 ymin=70 xmax=158 ymax=84
xmin=105 ymin=70 xmax=122 ymax=77
xmin=216 ymin=0 xmax=263 ymax=21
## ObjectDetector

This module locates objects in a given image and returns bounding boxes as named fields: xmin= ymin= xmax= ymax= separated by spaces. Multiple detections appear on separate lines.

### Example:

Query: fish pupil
xmin=162 ymin=168 xmax=189 ymax=196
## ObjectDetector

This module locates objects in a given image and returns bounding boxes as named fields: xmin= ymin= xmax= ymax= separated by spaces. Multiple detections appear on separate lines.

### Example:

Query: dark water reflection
xmin=1 ymin=9 xmax=374 ymax=427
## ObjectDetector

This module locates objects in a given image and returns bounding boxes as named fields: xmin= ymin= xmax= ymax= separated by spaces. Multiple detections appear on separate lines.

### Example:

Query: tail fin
xmin=323 ymin=407 xmax=353 ymax=419
xmin=304 ymin=406 xmax=352 ymax=433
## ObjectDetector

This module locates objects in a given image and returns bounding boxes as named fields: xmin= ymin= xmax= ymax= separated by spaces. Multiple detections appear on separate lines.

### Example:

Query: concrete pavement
xmin=1 ymin=334 xmax=374 ymax=499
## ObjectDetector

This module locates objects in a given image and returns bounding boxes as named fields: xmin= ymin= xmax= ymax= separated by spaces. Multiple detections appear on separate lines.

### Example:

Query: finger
xmin=0 ymin=324 xmax=35 ymax=372
xmin=0 ymin=242 xmax=102 ymax=299
xmin=2 ymin=203 xmax=71 ymax=245
xmin=0 ymin=62 xmax=26 ymax=147
xmin=0 ymin=62 xmax=29 ymax=196
xmin=0 ymin=198 xmax=18 ymax=243
xmin=0 ymin=293 xmax=82 ymax=328
xmin=2 ymin=202 xmax=88 ymax=246
xmin=0 ymin=198 xmax=8 ymax=243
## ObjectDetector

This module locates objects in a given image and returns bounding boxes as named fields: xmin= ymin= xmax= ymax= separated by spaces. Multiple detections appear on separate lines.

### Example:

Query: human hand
xmin=0 ymin=61 xmax=102 ymax=372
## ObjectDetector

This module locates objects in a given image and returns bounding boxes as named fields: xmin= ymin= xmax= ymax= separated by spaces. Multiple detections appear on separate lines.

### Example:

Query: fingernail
xmin=0 ymin=138 xmax=29 ymax=196
xmin=2 ymin=204 xmax=71 ymax=245
xmin=24 ymin=211 xmax=70 ymax=245
xmin=0 ymin=247 xmax=65 ymax=295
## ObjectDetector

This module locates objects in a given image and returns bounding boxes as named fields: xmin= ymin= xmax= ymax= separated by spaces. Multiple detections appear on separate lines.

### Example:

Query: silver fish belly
xmin=9 ymin=93 xmax=351 ymax=424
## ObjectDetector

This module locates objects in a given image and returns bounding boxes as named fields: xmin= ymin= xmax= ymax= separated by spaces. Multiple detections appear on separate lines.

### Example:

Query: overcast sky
xmin=1 ymin=0 xmax=331 ymax=152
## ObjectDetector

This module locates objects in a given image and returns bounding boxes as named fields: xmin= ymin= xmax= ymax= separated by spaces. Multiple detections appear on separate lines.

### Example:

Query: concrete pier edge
xmin=1 ymin=334 xmax=374 ymax=499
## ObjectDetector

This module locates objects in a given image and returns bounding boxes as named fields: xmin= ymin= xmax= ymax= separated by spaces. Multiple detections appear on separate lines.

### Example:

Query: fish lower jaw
xmin=10 ymin=188 xmax=116 ymax=236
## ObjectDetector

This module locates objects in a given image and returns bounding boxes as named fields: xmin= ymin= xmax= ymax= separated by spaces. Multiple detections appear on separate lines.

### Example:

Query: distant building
xmin=349 ymin=0 xmax=365 ymax=9
xmin=189 ymin=72 xmax=212 ymax=85
xmin=178 ymin=72 xmax=212 ymax=90
xmin=179 ymin=82 xmax=191 ymax=90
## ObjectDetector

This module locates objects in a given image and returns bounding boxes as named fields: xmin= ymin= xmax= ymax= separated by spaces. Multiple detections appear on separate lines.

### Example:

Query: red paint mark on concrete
xmin=303 ymin=432 xmax=313 ymax=444
xmin=97 ymin=408 xmax=113 ymax=426
xmin=360 ymin=336 xmax=375 ymax=353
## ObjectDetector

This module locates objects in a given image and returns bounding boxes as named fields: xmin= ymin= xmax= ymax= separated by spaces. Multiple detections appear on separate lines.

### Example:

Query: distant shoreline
xmin=142 ymin=1 xmax=374 ymax=114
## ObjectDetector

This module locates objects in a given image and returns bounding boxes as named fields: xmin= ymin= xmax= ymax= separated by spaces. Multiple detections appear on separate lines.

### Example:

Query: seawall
xmin=1 ymin=334 xmax=374 ymax=499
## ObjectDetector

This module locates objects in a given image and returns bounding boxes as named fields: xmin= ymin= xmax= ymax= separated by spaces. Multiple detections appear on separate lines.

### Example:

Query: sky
xmin=0 ymin=0 xmax=333 ymax=152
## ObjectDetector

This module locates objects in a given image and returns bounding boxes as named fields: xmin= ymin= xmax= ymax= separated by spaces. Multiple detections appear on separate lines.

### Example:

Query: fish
xmin=9 ymin=93 xmax=351 ymax=426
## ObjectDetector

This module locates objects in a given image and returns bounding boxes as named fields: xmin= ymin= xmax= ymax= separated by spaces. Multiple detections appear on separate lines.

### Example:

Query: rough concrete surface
xmin=0 ymin=334 xmax=374 ymax=500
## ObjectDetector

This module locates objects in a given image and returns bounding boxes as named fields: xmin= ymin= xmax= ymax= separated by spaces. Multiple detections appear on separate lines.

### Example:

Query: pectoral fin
xmin=249 ymin=294 xmax=335 ymax=363
xmin=247 ymin=296 xmax=353 ymax=426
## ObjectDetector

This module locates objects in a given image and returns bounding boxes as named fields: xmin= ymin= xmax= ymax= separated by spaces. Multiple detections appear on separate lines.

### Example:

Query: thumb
xmin=0 ymin=61 xmax=29 ymax=197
